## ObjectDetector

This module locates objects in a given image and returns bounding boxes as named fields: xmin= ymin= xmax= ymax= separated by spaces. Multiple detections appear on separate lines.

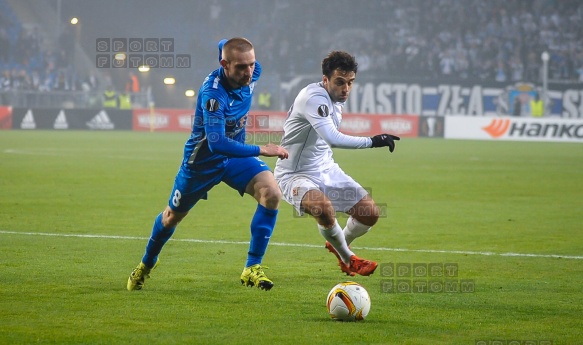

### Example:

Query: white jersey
xmin=274 ymin=82 xmax=372 ymax=178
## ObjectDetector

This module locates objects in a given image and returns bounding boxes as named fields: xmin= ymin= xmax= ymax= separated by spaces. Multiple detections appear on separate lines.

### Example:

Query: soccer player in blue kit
xmin=127 ymin=37 xmax=288 ymax=291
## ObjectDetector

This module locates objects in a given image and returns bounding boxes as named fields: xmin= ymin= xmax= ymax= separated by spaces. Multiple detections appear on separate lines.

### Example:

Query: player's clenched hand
xmin=370 ymin=134 xmax=400 ymax=153
xmin=259 ymin=144 xmax=289 ymax=159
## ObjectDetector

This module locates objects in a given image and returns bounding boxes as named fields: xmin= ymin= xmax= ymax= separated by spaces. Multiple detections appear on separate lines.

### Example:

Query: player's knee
xmin=309 ymin=199 xmax=335 ymax=222
xmin=361 ymin=214 xmax=379 ymax=227
xmin=261 ymin=186 xmax=282 ymax=208
xmin=162 ymin=207 xmax=187 ymax=228
xmin=353 ymin=204 xmax=379 ymax=226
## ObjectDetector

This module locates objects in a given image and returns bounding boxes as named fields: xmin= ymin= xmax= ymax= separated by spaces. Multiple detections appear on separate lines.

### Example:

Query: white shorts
xmin=276 ymin=163 xmax=368 ymax=216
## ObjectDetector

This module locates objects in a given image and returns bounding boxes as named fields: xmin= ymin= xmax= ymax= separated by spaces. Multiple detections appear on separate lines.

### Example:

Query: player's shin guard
xmin=246 ymin=204 xmax=278 ymax=267
xmin=142 ymin=213 xmax=176 ymax=268
xmin=343 ymin=216 xmax=371 ymax=245
xmin=319 ymin=220 xmax=354 ymax=264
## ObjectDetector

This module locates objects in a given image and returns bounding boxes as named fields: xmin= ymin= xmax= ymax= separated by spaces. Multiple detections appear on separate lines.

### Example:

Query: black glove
xmin=370 ymin=134 xmax=400 ymax=153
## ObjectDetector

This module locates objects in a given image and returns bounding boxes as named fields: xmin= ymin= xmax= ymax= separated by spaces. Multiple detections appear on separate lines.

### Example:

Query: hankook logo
xmin=482 ymin=118 xmax=583 ymax=139
xmin=482 ymin=119 xmax=510 ymax=138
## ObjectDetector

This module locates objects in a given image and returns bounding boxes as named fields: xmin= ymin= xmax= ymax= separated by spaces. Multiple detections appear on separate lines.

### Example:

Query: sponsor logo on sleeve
xmin=317 ymin=104 xmax=329 ymax=117
xmin=205 ymin=99 xmax=220 ymax=112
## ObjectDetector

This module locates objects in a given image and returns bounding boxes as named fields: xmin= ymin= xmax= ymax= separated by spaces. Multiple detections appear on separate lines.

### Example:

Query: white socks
xmin=343 ymin=216 xmax=371 ymax=245
xmin=318 ymin=220 xmax=354 ymax=264
xmin=319 ymin=217 xmax=372 ymax=264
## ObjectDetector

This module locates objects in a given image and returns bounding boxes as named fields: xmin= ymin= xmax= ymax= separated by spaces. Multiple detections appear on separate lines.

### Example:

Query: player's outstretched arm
xmin=370 ymin=134 xmax=401 ymax=153
xmin=259 ymin=143 xmax=289 ymax=159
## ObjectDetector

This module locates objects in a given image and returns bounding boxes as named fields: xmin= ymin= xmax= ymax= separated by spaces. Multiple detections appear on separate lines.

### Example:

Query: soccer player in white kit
xmin=274 ymin=51 xmax=400 ymax=276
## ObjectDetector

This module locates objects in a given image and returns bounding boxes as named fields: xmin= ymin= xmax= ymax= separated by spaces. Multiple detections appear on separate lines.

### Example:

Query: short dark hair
xmin=222 ymin=37 xmax=254 ymax=61
xmin=322 ymin=51 xmax=358 ymax=78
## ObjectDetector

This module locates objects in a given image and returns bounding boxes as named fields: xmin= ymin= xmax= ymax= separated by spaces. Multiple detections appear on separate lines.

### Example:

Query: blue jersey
xmin=182 ymin=62 xmax=261 ymax=171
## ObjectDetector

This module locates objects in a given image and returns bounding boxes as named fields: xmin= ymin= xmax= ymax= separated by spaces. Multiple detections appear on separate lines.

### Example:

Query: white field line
xmin=1 ymin=230 xmax=582 ymax=260
xmin=2 ymin=149 xmax=171 ymax=161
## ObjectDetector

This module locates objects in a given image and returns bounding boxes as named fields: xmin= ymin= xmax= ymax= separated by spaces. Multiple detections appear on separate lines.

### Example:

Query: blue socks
xmin=141 ymin=205 xmax=277 ymax=269
xmin=246 ymin=204 xmax=278 ymax=267
xmin=142 ymin=213 xmax=175 ymax=268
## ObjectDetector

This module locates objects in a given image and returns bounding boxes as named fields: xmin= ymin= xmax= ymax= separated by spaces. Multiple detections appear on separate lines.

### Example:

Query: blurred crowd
xmin=0 ymin=0 xmax=96 ymax=93
xmin=2 ymin=0 xmax=583 ymax=94
xmin=253 ymin=0 xmax=583 ymax=82
xmin=0 ymin=28 xmax=94 ymax=93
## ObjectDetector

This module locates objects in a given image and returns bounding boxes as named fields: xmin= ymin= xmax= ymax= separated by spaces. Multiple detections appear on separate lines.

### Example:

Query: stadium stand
xmin=1 ymin=0 xmax=582 ymax=109
xmin=253 ymin=0 xmax=583 ymax=82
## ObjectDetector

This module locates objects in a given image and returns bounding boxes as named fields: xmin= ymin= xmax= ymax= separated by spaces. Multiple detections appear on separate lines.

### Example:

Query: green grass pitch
xmin=0 ymin=131 xmax=582 ymax=344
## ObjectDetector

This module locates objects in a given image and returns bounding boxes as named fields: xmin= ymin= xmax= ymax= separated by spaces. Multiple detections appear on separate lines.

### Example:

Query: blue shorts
xmin=168 ymin=157 xmax=271 ymax=213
